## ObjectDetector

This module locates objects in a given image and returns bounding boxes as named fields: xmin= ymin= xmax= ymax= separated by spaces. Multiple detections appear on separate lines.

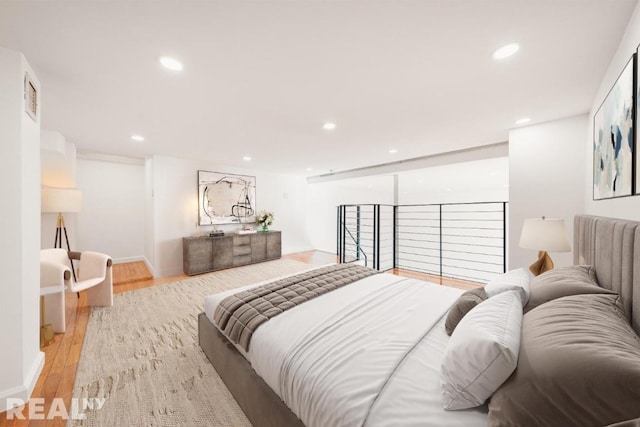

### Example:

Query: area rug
xmin=69 ymin=258 xmax=313 ymax=427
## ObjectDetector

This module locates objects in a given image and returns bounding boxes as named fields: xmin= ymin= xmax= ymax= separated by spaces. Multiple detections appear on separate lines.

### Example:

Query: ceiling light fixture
xmin=389 ymin=149 xmax=398 ymax=154
xmin=306 ymin=167 xmax=313 ymax=171
xmin=159 ymin=56 xmax=184 ymax=71
xmin=323 ymin=122 xmax=336 ymax=130
xmin=131 ymin=134 xmax=145 ymax=142
xmin=492 ymin=43 xmax=520 ymax=60
xmin=242 ymin=156 xmax=252 ymax=161
xmin=515 ymin=117 xmax=531 ymax=125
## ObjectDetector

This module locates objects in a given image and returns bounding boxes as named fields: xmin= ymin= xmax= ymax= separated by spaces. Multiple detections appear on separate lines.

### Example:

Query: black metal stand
xmin=54 ymin=212 xmax=78 ymax=284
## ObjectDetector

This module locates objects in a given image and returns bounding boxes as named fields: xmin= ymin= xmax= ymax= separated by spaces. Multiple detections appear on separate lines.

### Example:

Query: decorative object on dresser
xmin=237 ymin=228 xmax=257 ymax=235
xmin=198 ymin=170 xmax=256 ymax=226
xmin=183 ymin=231 xmax=281 ymax=275
xmin=519 ymin=216 xmax=571 ymax=276
xmin=593 ymin=54 xmax=635 ymax=200
xmin=256 ymin=210 xmax=274 ymax=232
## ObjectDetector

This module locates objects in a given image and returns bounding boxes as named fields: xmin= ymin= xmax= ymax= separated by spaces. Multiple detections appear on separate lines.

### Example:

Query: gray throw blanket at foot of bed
xmin=214 ymin=263 xmax=378 ymax=351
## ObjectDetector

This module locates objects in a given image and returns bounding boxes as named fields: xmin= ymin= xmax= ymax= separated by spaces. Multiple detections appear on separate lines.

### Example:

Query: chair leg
xmin=86 ymin=277 xmax=113 ymax=307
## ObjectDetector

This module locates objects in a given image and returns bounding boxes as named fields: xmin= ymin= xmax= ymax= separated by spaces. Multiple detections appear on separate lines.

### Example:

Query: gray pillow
xmin=489 ymin=293 xmax=640 ymax=427
xmin=444 ymin=287 xmax=487 ymax=335
xmin=524 ymin=265 xmax=615 ymax=313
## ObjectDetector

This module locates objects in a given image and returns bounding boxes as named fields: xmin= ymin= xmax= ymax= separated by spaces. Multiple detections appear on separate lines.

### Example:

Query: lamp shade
xmin=519 ymin=217 xmax=571 ymax=252
xmin=41 ymin=187 xmax=82 ymax=213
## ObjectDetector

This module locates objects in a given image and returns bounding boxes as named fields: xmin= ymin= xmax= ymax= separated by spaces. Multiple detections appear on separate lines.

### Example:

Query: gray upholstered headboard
xmin=574 ymin=215 xmax=640 ymax=335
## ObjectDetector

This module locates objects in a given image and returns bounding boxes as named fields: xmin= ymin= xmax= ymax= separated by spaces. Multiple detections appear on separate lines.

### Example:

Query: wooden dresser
xmin=183 ymin=231 xmax=282 ymax=275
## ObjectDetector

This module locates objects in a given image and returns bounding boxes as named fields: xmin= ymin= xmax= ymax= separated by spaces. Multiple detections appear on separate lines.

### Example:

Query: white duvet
xmin=205 ymin=269 xmax=488 ymax=427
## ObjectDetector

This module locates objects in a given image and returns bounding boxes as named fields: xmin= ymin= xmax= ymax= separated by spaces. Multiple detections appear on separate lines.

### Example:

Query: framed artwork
xmin=637 ymin=47 xmax=640 ymax=195
xmin=24 ymin=72 xmax=38 ymax=122
xmin=593 ymin=56 xmax=635 ymax=200
xmin=198 ymin=170 xmax=256 ymax=225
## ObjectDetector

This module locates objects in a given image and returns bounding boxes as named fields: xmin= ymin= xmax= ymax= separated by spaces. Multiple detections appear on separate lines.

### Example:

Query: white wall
xmin=144 ymin=157 xmax=155 ymax=274
xmin=585 ymin=2 xmax=640 ymax=220
xmin=151 ymin=155 xmax=312 ymax=277
xmin=0 ymin=48 xmax=43 ymax=412
xmin=397 ymin=157 xmax=509 ymax=205
xmin=306 ymin=175 xmax=395 ymax=254
xmin=41 ymin=130 xmax=76 ymax=187
xmin=306 ymin=158 xmax=508 ymax=269
xmin=397 ymin=158 xmax=509 ymax=282
xmin=508 ymin=115 xmax=587 ymax=270
xmin=76 ymin=158 xmax=146 ymax=262
xmin=40 ymin=132 xmax=78 ymax=250
xmin=308 ymin=142 xmax=508 ymax=183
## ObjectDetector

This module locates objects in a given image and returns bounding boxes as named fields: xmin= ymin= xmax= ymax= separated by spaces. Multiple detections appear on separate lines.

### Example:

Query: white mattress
xmin=204 ymin=267 xmax=488 ymax=427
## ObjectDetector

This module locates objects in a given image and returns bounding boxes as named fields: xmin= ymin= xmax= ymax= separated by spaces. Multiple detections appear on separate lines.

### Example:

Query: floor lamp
xmin=41 ymin=187 xmax=83 ymax=281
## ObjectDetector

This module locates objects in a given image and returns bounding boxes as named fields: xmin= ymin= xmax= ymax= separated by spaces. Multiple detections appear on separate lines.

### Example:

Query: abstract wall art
xmin=593 ymin=56 xmax=635 ymax=200
xmin=636 ymin=47 xmax=640 ymax=195
xmin=198 ymin=170 xmax=256 ymax=225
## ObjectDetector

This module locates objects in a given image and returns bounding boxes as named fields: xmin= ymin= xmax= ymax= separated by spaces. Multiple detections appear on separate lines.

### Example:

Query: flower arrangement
xmin=256 ymin=210 xmax=274 ymax=231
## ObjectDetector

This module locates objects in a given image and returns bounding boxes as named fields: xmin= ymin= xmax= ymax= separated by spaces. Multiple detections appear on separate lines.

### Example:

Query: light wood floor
xmin=0 ymin=251 xmax=479 ymax=426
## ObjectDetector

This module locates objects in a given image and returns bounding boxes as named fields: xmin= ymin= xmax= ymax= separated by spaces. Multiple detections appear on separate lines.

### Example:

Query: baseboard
xmin=143 ymin=257 xmax=155 ymax=277
xmin=112 ymin=256 xmax=156 ymax=278
xmin=0 ymin=351 xmax=44 ymax=413
xmin=282 ymin=245 xmax=316 ymax=255
xmin=112 ymin=256 xmax=146 ymax=264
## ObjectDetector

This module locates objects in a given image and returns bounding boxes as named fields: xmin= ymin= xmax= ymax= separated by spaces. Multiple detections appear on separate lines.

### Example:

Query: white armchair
xmin=40 ymin=248 xmax=113 ymax=333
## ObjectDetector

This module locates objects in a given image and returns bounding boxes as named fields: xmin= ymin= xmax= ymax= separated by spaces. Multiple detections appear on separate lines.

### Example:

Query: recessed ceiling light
xmin=131 ymin=134 xmax=145 ymax=142
xmin=306 ymin=167 xmax=313 ymax=171
xmin=242 ymin=156 xmax=252 ymax=161
xmin=159 ymin=56 xmax=183 ymax=71
xmin=323 ymin=122 xmax=336 ymax=130
xmin=515 ymin=117 xmax=531 ymax=125
xmin=492 ymin=43 xmax=520 ymax=60
xmin=389 ymin=149 xmax=398 ymax=154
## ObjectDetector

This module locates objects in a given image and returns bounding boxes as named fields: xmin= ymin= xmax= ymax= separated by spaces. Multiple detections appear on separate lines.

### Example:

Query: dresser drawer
xmin=233 ymin=235 xmax=251 ymax=246
xmin=233 ymin=245 xmax=252 ymax=256
xmin=233 ymin=255 xmax=252 ymax=266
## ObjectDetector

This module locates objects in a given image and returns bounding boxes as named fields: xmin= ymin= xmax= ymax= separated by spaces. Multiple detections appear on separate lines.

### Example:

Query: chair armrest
xmin=40 ymin=260 xmax=71 ymax=286
xmin=71 ymin=251 xmax=112 ymax=266
xmin=78 ymin=251 xmax=112 ymax=281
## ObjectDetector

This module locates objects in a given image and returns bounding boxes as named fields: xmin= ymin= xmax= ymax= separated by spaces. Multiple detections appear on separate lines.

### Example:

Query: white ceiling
xmin=0 ymin=1 xmax=635 ymax=176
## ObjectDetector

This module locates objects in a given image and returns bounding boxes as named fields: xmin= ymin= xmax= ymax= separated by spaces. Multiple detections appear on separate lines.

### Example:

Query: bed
xmin=198 ymin=214 xmax=640 ymax=427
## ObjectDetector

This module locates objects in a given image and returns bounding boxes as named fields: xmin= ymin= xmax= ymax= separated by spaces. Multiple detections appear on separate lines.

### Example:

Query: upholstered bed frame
xmin=574 ymin=215 xmax=640 ymax=334
xmin=198 ymin=214 xmax=640 ymax=427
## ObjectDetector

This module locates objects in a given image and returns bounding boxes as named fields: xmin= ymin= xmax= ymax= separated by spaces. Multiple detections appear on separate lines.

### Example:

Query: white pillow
xmin=440 ymin=290 xmax=523 ymax=410
xmin=484 ymin=267 xmax=532 ymax=306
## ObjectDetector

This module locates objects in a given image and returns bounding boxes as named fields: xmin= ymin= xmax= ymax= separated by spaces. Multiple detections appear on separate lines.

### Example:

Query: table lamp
xmin=519 ymin=216 xmax=571 ymax=276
